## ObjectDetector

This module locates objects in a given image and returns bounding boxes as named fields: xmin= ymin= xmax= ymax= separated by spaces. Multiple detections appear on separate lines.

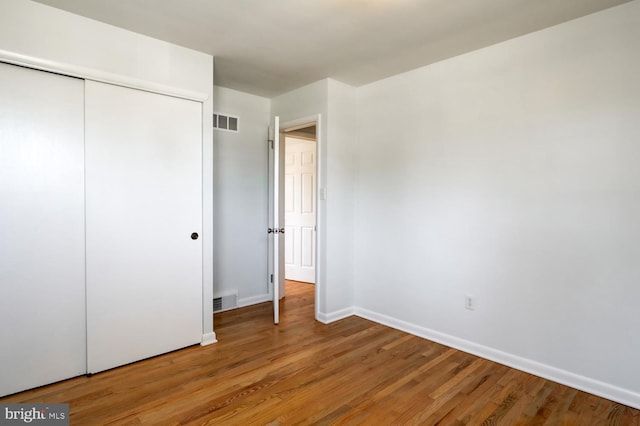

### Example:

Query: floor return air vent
xmin=213 ymin=292 xmax=238 ymax=313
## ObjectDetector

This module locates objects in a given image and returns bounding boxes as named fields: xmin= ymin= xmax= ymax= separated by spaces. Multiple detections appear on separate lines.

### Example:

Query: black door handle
xmin=191 ymin=232 xmax=199 ymax=240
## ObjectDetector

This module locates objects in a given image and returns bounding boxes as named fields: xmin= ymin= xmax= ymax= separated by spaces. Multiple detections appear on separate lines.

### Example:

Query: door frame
xmin=278 ymin=114 xmax=323 ymax=321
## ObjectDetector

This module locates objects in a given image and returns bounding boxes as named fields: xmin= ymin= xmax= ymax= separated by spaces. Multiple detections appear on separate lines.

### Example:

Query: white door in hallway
xmin=284 ymin=137 xmax=317 ymax=284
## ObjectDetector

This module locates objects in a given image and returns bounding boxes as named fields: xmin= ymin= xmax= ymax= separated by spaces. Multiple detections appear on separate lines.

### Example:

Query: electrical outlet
xmin=465 ymin=295 xmax=475 ymax=310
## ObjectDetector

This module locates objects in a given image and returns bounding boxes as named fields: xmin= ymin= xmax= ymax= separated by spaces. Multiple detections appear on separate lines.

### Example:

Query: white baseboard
xmin=239 ymin=293 xmax=271 ymax=308
xmin=316 ymin=306 xmax=355 ymax=324
xmin=201 ymin=331 xmax=217 ymax=346
xmin=354 ymin=307 xmax=640 ymax=410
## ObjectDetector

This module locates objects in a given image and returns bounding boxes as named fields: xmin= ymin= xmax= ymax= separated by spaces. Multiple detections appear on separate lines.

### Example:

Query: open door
xmin=268 ymin=116 xmax=284 ymax=324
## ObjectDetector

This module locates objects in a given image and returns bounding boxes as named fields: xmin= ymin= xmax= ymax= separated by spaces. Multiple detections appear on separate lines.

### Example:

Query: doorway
xmin=269 ymin=117 xmax=320 ymax=324
xmin=283 ymin=125 xmax=317 ymax=284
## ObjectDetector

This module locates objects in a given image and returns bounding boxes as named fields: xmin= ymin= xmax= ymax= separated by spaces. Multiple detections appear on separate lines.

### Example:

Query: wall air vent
xmin=213 ymin=112 xmax=239 ymax=133
xmin=213 ymin=291 xmax=238 ymax=313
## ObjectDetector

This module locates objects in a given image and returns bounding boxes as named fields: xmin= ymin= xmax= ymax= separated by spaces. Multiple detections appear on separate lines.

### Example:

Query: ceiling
xmin=286 ymin=125 xmax=317 ymax=141
xmin=32 ymin=0 xmax=632 ymax=98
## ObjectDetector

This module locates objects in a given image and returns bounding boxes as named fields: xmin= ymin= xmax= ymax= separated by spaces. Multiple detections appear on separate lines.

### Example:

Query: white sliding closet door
xmin=0 ymin=63 xmax=86 ymax=396
xmin=85 ymin=81 xmax=203 ymax=373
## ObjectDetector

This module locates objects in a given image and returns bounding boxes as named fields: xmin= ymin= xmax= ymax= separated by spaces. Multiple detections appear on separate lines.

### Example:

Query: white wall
xmin=354 ymin=1 xmax=640 ymax=408
xmin=0 ymin=0 xmax=215 ymax=342
xmin=0 ymin=1 xmax=212 ymax=94
xmin=213 ymin=86 xmax=271 ymax=306
xmin=326 ymin=80 xmax=357 ymax=315
xmin=272 ymin=79 xmax=357 ymax=320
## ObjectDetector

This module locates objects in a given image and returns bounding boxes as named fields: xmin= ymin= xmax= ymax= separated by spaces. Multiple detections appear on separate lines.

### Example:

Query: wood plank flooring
xmin=2 ymin=280 xmax=638 ymax=425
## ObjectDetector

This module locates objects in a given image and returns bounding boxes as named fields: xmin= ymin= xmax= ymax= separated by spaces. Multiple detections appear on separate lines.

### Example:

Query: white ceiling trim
xmin=0 ymin=48 xmax=208 ymax=102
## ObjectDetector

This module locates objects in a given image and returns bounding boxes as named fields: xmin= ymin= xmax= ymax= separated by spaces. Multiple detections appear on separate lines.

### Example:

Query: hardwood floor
xmin=2 ymin=280 xmax=638 ymax=425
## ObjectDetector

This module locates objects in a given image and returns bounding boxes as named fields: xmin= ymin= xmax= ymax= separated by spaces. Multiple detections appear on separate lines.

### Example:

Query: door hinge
xmin=268 ymin=126 xmax=274 ymax=149
xmin=270 ymin=274 xmax=274 ymax=283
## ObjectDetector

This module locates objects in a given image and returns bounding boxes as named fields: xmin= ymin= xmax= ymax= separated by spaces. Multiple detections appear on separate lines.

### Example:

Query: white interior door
xmin=268 ymin=116 xmax=283 ymax=324
xmin=284 ymin=137 xmax=317 ymax=283
xmin=85 ymin=81 xmax=203 ymax=373
xmin=0 ymin=62 xmax=86 ymax=395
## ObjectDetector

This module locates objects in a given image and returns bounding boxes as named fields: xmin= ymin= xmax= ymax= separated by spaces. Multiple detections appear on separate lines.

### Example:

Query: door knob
xmin=267 ymin=228 xmax=274 ymax=234
xmin=191 ymin=232 xmax=199 ymax=240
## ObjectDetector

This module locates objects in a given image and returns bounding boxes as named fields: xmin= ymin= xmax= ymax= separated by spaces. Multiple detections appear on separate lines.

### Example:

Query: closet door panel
xmin=0 ymin=63 xmax=86 ymax=396
xmin=85 ymin=81 xmax=202 ymax=373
